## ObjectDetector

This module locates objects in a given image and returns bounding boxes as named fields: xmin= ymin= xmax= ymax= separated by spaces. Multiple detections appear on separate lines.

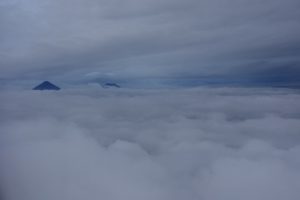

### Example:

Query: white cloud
xmin=0 ymin=87 xmax=300 ymax=200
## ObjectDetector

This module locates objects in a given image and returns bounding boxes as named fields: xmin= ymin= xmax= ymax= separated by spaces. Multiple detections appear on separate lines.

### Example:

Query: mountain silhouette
xmin=102 ymin=83 xmax=121 ymax=88
xmin=33 ymin=81 xmax=60 ymax=90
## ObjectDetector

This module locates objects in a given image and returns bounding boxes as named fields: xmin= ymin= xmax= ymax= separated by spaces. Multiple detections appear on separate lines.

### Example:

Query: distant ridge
xmin=33 ymin=81 xmax=60 ymax=90
xmin=102 ymin=83 xmax=121 ymax=88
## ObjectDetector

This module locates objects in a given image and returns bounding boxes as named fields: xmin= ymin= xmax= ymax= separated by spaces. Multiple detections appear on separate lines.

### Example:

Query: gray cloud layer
xmin=0 ymin=0 xmax=300 ymax=86
xmin=1 ymin=87 xmax=300 ymax=200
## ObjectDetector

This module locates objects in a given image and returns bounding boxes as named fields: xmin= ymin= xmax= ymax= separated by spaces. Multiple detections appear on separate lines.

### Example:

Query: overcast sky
xmin=1 ymin=0 xmax=300 ymax=87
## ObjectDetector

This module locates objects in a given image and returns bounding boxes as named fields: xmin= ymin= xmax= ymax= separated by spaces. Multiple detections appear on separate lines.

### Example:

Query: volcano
xmin=33 ymin=81 xmax=60 ymax=90
xmin=102 ymin=83 xmax=121 ymax=88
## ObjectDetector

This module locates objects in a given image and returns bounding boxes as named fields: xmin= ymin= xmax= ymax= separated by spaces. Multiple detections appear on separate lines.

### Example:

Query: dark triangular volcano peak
xmin=33 ymin=81 xmax=61 ymax=90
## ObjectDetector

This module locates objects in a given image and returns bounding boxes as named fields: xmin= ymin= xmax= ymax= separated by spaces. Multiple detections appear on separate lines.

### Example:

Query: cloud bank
xmin=1 ymin=87 xmax=300 ymax=200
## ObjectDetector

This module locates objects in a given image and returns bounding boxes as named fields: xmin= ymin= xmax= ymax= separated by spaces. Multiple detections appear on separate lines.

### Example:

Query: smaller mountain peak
xmin=33 ymin=81 xmax=61 ymax=90
xmin=102 ymin=83 xmax=121 ymax=88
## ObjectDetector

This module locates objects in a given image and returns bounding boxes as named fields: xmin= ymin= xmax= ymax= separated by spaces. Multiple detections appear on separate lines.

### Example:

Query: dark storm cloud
xmin=0 ymin=0 xmax=300 ymax=86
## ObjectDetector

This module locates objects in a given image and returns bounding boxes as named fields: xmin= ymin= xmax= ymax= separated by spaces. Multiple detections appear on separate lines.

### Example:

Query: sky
xmin=1 ymin=0 xmax=300 ymax=88
xmin=1 ymin=87 xmax=300 ymax=200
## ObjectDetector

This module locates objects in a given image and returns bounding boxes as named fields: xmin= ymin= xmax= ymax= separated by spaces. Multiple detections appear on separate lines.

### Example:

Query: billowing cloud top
xmin=1 ymin=87 xmax=300 ymax=200
xmin=0 ymin=0 xmax=300 ymax=87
